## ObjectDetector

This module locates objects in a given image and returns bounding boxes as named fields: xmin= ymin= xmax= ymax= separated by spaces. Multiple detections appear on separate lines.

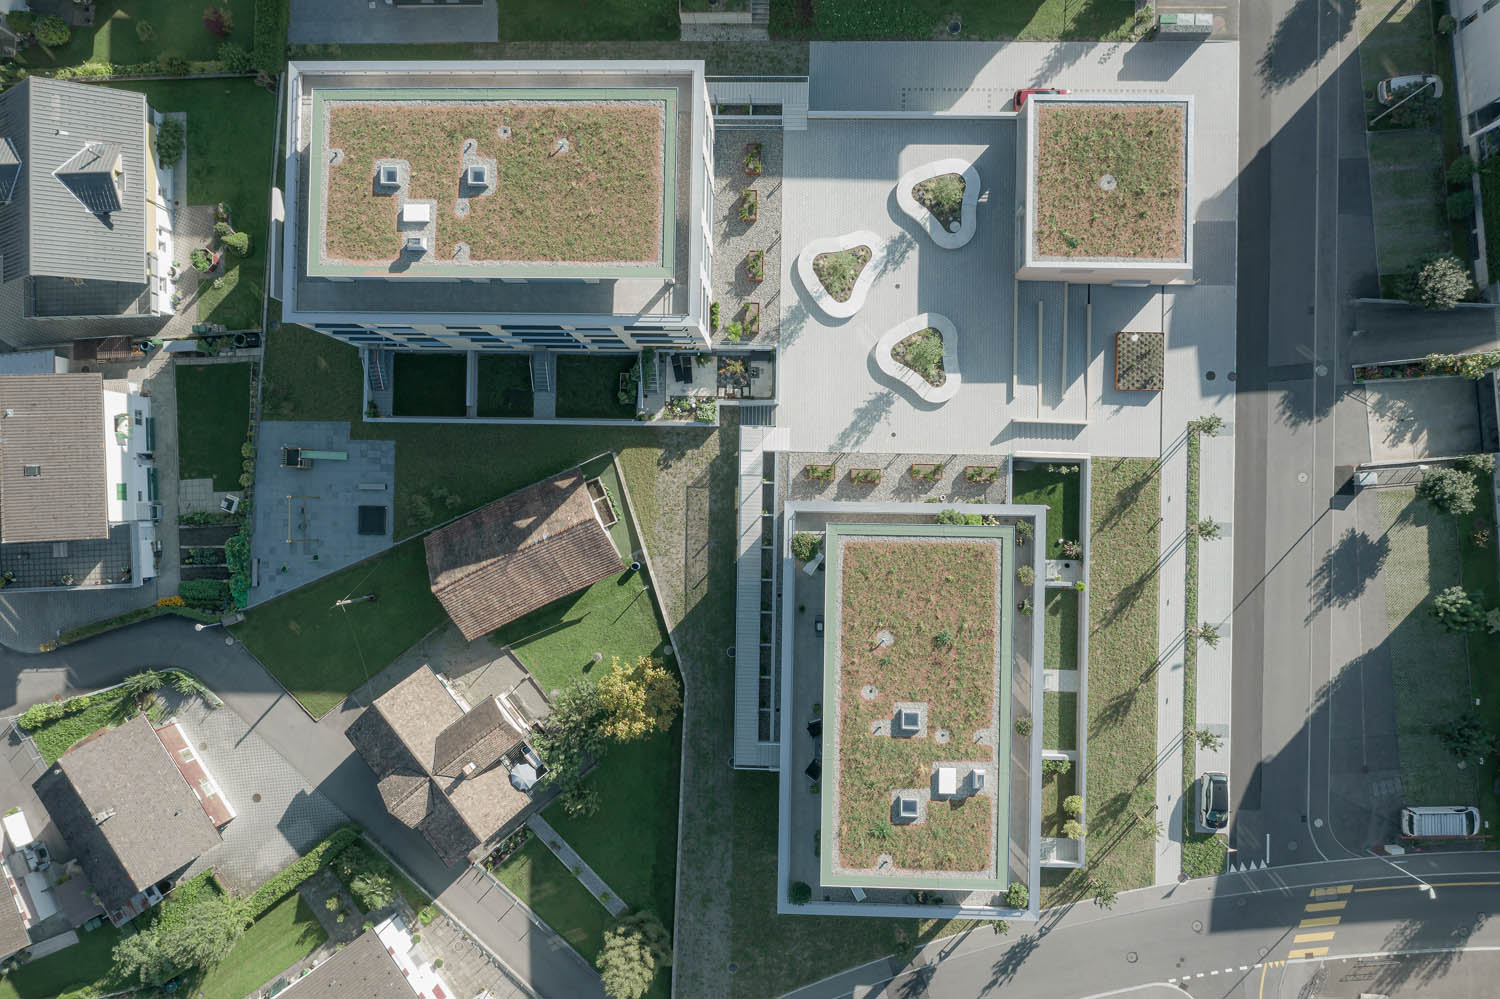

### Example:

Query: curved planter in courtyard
xmin=796 ymin=230 xmax=884 ymax=320
xmin=874 ymin=313 xmax=960 ymax=404
xmin=896 ymin=159 xmax=980 ymax=250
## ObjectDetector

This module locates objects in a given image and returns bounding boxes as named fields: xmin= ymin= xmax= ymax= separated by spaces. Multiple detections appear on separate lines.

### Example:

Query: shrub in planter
xmin=1016 ymin=521 xmax=1034 ymax=544
xmin=739 ymin=188 xmax=758 ymax=222
xmin=1041 ymin=758 xmax=1071 ymax=778
xmin=1448 ymin=157 xmax=1476 ymax=185
xmin=724 ymin=320 xmax=743 ymax=343
xmin=34 ymin=15 xmax=69 ymax=47
xmin=1005 ymin=881 xmax=1029 ymax=909
xmin=190 ymin=248 xmax=214 ymax=273
xmin=743 ymin=142 xmax=763 ymax=175
xmin=223 ymin=230 xmax=252 ymax=256
xmin=1062 ymin=819 xmax=1084 ymax=839
xmin=1447 ymin=189 xmax=1475 ymax=221
xmin=219 ymin=41 xmax=254 ymax=72
xmin=1014 ymin=715 xmax=1033 ymax=737
xmin=154 ymin=118 xmax=184 ymax=167
xmin=1062 ymin=794 xmax=1083 ymax=818
xmin=790 ymin=531 xmax=823 ymax=562
xmin=203 ymin=6 xmax=234 ymax=37
xmin=709 ymin=301 xmax=719 ymax=332
xmin=789 ymin=881 xmax=812 ymax=904
xmin=745 ymin=250 xmax=765 ymax=282
xmin=849 ymin=468 xmax=881 ymax=485
xmin=1016 ymin=564 xmax=1035 ymax=586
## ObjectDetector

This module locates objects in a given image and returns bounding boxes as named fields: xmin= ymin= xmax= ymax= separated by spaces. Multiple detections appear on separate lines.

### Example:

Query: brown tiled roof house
xmin=346 ymin=666 xmax=541 ymax=866
xmin=424 ymin=467 xmax=622 ymax=641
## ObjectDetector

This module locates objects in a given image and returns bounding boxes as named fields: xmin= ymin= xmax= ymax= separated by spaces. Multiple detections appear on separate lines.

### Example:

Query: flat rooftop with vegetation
xmin=1027 ymin=97 xmax=1190 ymax=264
xmin=822 ymin=523 xmax=1012 ymax=893
xmin=283 ymin=62 xmax=704 ymax=320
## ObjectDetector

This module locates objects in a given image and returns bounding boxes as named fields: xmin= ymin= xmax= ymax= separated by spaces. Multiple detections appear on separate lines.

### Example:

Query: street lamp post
xmin=1371 ymin=851 xmax=1437 ymax=900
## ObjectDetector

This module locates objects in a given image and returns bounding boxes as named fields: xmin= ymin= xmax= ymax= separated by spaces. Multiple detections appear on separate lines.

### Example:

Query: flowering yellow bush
xmin=157 ymin=595 xmax=186 ymax=607
xmin=598 ymin=655 xmax=682 ymax=742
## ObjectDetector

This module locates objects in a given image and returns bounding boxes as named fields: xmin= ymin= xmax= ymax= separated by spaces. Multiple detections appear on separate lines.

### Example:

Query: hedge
xmin=247 ymin=825 xmax=361 ymax=918
xmin=45 ymin=603 xmax=219 ymax=650
xmin=16 ymin=668 xmax=216 ymax=729
xmin=253 ymin=0 xmax=289 ymax=76
xmin=179 ymin=578 xmax=231 ymax=611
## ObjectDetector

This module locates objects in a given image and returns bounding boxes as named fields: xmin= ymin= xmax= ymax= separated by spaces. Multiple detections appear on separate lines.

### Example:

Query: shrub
xmin=789 ymin=881 xmax=812 ymax=904
xmin=223 ymin=230 xmax=252 ymax=256
xmin=154 ymin=118 xmax=184 ymax=167
xmin=1458 ymin=453 xmax=1496 ymax=475
xmin=1019 ymin=599 xmax=1033 ymax=616
xmin=1060 ymin=539 xmax=1082 ymax=559
xmin=418 ymin=906 xmax=435 ymax=925
xmin=724 ymin=320 xmax=743 ymax=342
xmin=219 ymin=41 xmax=254 ymax=72
xmin=179 ymin=578 xmax=230 ymax=611
xmin=1194 ymin=518 xmax=1221 ymax=539
xmin=790 ymin=531 xmax=823 ymax=563
xmin=1041 ymin=758 xmax=1071 ymax=778
xmin=1433 ymin=585 xmax=1486 ymax=633
xmin=709 ymin=301 xmax=719 ymax=332
xmin=1063 ymin=794 xmax=1083 ymax=818
xmin=214 ymin=220 xmax=234 ymax=239
xmin=247 ymin=826 xmax=361 ymax=918
xmin=155 ymin=52 xmax=190 ymax=75
xmin=1015 ymin=520 xmax=1035 ymax=543
xmin=323 ymin=895 xmax=340 ymax=913
xmin=1091 ymin=877 xmax=1118 ymax=910
xmin=1417 ymin=466 xmax=1479 ymax=515
xmin=1190 ymin=413 xmax=1226 ymax=436
xmin=4 ymin=10 xmax=33 ymax=34
xmin=1005 ymin=881 xmax=1029 ymax=909
xmin=1448 ymin=157 xmax=1477 ymax=185
xmin=1439 ymin=11 xmax=1457 ymax=31
xmin=135 ymin=19 xmax=155 ymax=42
xmin=1488 ymin=608 xmax=1500 ymax=635
xmin=253 ymin=0 xmax=288 ymax=74
xmin=1436 ymin=711 xmax=1496 ymax=760
xmin=1062 ymin=819 xmax=1084 ymax=839
xmin=1016 ymin=564 xmax=1036 ymax=586
xmin=936 ymin=509 xmax=982 ymax=525
xmin=921 ymin=173 xmax=964 ymax=216
xmin=562 ymin=785 xmax=600 ymax=818
xmin=1384 ymin=90 xmax=1438 ymax=128
xmin=350 ymin=872 xmax=394 ymax=910
xmin=34 ymin=15 xmax=69 ymax=47
xmin=203 ymin=6 xmax=234 ymax=37
xmin=1014 ymin=715 xmax=1033 ymax=737
xmin=1447 ymin=190 xmax=1476 ymax=221
xmin=1401 ymin=254 xmax=1475 ymax=311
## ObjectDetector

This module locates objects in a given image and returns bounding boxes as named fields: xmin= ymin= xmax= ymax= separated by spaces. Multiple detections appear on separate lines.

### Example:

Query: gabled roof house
xmin=0 ymin=77 xmax=174 ymax=349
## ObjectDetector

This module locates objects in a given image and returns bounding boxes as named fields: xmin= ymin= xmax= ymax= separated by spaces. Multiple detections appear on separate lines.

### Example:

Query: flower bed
xmin=849 ymin=468 xmax=882 ymax=485
xmin=804 ymin=464 xmax=835 ymax=482
xmin=965 ymin=465 xmax=999 ymax=483
xmin=909 ymin=462 xmax=944 ymax=482
xmin=912 ymin=174 xmax=965 ymax=233
xmin=891 ymin=327 xmax=946 ymax=387
xmin=813 ymin=246 xmax=871 ymax=302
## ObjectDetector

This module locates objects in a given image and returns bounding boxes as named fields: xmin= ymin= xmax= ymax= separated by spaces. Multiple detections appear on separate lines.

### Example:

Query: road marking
xmin=1299 ymin=916 xmax=1342 ymax=928
xmin=1289 ymin=946 xmax=1330 ymax=959
xmin=1258 ymin=964 xmax=1267 ymax=999
xmin=1211 ymin=970 xmax=1219 ymax=975
xmin=1309 ymin=884 xmax=1353 ymax=897
xmin=1304 ymin=900 xmax=1347 ymax=912
xmin=1293 ymin=931 xmax=1337 ymax=943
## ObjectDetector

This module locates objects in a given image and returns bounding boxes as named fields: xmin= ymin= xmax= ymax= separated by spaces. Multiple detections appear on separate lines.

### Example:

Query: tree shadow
xmin=832 ymin=390 xmax=896 ymax=452
xmin=1257 ymin=0 xmax=1357 ymax=93
xmin=1366 ymin=917 xmax=1470 ymax=993
xmin=1307 ymin=526 xmax=1390 ymax=620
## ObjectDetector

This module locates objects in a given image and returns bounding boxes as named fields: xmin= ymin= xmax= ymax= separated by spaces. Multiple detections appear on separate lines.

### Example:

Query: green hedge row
xmin=18 ymin=688 xmax=125 ymax=731
xmin=248 ymin=824 xmax=361 ymax=918
xmin=180 ymin=578 xmax=232 ymax=611
xmin=253 ymin=0 xmax=289 ymax=76
xmin=46 ymin=604 xmax=219 ymax=650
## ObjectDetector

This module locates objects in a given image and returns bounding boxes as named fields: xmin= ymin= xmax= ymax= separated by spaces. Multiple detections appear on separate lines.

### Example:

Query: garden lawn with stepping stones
xmin=1044 ymin=589 xmax=1079 ymax=670
xmin=393 ymin=353 xmax=467 ymax=417
xmin=812 ymin=245 xmax=871 ymax=302
xmin=769 ymin=0 xmax=1145 ymax=40
xmin=494 ymin=839 xmax=615 ymax=962
xmin=175 ymin=361 xmax=252 ymax=491
xmin=891 ymin=327 xmax=946 ymax=387
xmin=1012 ymin=462 xmax=1082 ymax=557
xmin=476 ymin=354 xmax=534 ymax=418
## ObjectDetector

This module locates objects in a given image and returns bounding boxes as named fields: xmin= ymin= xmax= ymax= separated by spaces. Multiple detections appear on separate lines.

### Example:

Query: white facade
xmin=102 ymin=385 xmax=157 ymax=586
xmin=1452 ymin=0 xmax=1500 ymax=147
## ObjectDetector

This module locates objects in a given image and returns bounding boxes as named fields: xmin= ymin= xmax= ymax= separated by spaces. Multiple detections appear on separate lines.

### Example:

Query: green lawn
xmin=230 ymin=539 xmax=447 ymax=717
xmin=1012 ymin=461 xmax=1082 ymax=556
xmin=15 ymin=0 xmax=256 ymax=67
xmin=176 ymin=362 xmax=252 ymax=490
xmin=1040 ymin=458 xmax=1161 ymax=905
xmin=1461 ymin=479 xmax=1500 ymax=839
xmin=1377 ymin=488 xmax=1478 ymax=804
xmin=198 ymin=894 xmax=327 ymax=999
xmin=1481 ymin=156 xmax=1500 ymax=279
xmin=285 ymin=41 xmax=809 ymax=76
xmin=1044 ymin=588 xmax=1079 ymax=670
xmin=111 ymin=79 xmax=276 ymax=329
xmin=580 ymin=452 xmax=637 ymax=560
xmin=499 ymin=0 xmax=677 ymax=40
xmin=0 ymin=920 xmax=127 ymax=999
xmin=494 ymin=839 xmax=616 ymax=962
xmin=769 ymin=0 xmax=1142 ymax=39
xmin=477 ymin=354 xmax=534 ymax=418
xmin=393 ymin=352 xmax=467 ymax=417
xmin=1043 ymin=690 xmax=1078 ymax=752
xmin=27 ymin=691 xmax=136 ymax=763
xmin=333 ymin=839 xmax=430 ymax=911
xmin=556 ymin=354 xmax=638 ymax=420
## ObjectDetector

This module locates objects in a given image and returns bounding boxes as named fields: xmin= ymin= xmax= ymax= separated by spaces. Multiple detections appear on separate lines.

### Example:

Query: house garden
xmin=392 ymin=353 xmax=467 ymax=418
xmin=1012 ymin=460 xmax=1083 ymax=558
xmin=176 ymin=361 xmax=252 ymax=490
xmin=557 ymin=353 xmax=641 ymax=420
xmin=477 ymin=354 xmax=534 ymax=418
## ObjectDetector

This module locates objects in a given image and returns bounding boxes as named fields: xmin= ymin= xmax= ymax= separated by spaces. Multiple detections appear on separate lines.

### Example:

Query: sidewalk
xmin=527 ymin=814 xmax=628 ymax=917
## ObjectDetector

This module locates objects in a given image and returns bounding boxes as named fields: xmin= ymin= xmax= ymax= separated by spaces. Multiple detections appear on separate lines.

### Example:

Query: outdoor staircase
xmin=366 ymin=348 xmax=390 ymax=392
xmin=642 ymin=351 xmax=661 ymax=395
xmin=530 ymin=351 xmax=552 ymax=393
xmin=740 ymin=403 xmax=777 ymax=426
xmin=750 ymin=0 xmax=769 ymax=27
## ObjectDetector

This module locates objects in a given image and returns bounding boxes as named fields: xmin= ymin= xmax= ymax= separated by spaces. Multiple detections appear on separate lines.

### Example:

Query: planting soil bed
xmin=891 ymin=327 xmax=946 ymax=387
xmin=813 ymin=246 xmax=871 ymax=302
xmin=912 ymin=173 xmax=965 ymax=233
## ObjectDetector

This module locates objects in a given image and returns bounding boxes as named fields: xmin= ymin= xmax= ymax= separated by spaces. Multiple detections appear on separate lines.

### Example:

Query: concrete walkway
xmin=527 ymin=814 xmax=628 ymax=917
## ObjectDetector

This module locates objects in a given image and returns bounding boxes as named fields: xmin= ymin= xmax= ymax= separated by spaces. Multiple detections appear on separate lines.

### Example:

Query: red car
xmin=1014 ymin=87 xmax=1069 ymax=110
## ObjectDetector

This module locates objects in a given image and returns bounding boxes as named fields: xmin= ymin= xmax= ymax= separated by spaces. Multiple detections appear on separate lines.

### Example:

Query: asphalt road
xmin=1231 ymin=0 xmax=1389 ymax=868
xmin=0 ymin=619 xmax=605 ymax=999
xmin=784 ymin=853 xmax=1500 ymax=998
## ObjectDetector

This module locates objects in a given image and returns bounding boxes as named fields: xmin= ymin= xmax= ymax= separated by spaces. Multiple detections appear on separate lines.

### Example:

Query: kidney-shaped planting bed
xmin=874 ymin=313 xmax=960 ymax=403
xmin=796 ymin=230 xmax=884 ymax=319
xmin=896 ymin=159 xmax=980 ymax=250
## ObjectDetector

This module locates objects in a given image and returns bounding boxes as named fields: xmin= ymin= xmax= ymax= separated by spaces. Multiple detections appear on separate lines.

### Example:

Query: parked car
xmin=1400 ymin=805 xmax=1480 ymax=838
xmin=1015 ymin=87 xmax=1069 ymax=110
xmin=1376 ymin=74 xmax=1443 ymax=105
xmin=814 ymin=614 xmax=824 ymax=636
xmin=1199 ymin=772 xmax=1229 ymax=830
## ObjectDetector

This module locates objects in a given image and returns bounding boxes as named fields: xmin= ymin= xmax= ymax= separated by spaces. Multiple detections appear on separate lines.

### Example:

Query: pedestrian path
xmin=527 ymin=814 xmax=628 ymax=916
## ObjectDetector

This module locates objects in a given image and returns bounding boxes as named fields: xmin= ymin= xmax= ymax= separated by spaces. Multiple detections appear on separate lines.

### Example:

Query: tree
xmin=1062 ymin=794 xmax=1083 ymax=818
xmin=1435 ymin=712 xmax=1496 ymax=761
xmin=1433 ymin=586 xmax=1486 ymax=633
xmin=1418 ymin=466 xmax=1479 ymax=515
xmin=561 ymin=785 xmax=600 ymax=819
xmin=788 ymin=881 xmax=812 ymax=904
xmin=1091 ymin=877 xmax=1118 ymax=910
xmin=112 ymin=893 xmax=250 ymax=984
xmin=1190 ymin=413 xmax=1226 ymax=437
xmin=1193 ymin=518 xmax=1221 ymax=540
xmin=1189 ymin=621 xmax=1222 ymax=648
xmin=351 ymin=872 xmax=393 ymax=910
xmin=790 ymin=531 xmax=822 ymax=563
xmin=120 ymin=669 xmax=163 ymax=705
xmin=223 ymin=230 xmax=251 ymax=256
xmin=203 ymin=6 xmax=233 ymax=37
xmin=1005 ymin=881 xmax=1029 ymax=909
xmin=1401 ymin=254 xmax=1475 ymax=311
xmin=596 ymin=912 xmax=672 ymax=999
xmin=154 ymin=118 xmax=184 ymax=167
xmin=33 ymin=15 xmax=69 ymax=47
xmin=534 ymin=681 xmax=608 ymax=790
xmin=1192 ymin=727 xmax=1224 ymax=751
xmin=598 ymin=655 xmax=682 ymax=742
xmin=1459 ymin=453 xmax=1497 ymax=475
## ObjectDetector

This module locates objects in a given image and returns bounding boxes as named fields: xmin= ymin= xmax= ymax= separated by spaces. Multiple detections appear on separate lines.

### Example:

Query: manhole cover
xmin=1192 ymin=920 xmax=1203 ymax=933
xmin=728 ymin=962 xmax=739 ymax=974
xmin=1127 ymin=951 xmax=1139 ymax=963
xmin=1288 ymin=839 xmax=1299 ymax=851
xmin=726 ymin=647 xmax=736 ymax=659
xmin=1099 ymin=173 xmax=1118 ymax=191
xmin=1297 ymin=472 xmax=1308 ymax=484
xmin=875 ymin=629 xmax=895 ymax=647
xmin=1205 ymin=370 xmax=1216 ymax=381
xmin=1258 ymin=946 xmax=1269 ymax=958
xmin=947 ymin=19 xmax=962 ymax=34
xmin=252 ymin=793 xmax=262 ymax=803
xmin=861 ymin=684 xmax=879 ymax=701
xmin=1228 ymin=371 xmax=1238 ymax=382
xmin=934 ymin=729 xmax=951 ymax=744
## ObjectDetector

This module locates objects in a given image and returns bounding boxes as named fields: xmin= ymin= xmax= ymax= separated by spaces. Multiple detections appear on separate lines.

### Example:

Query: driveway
xmin=290 ymin=0 xmax=496 ymax=44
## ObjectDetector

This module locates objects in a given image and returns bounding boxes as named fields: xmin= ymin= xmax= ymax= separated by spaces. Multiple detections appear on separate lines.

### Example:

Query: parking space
xmin=1364 ymin=378 xmax=1483 ymax=460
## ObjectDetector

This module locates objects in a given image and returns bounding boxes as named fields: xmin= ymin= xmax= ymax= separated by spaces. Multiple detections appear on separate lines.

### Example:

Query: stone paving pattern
xmin=527 ymin=814 xmax=627 ymax=916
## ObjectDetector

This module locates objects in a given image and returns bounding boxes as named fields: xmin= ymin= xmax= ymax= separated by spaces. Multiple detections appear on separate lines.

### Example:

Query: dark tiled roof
xmin=33 ymin=714 xmax=221 ymax=913
xmin=0 ymin=884 xmax=27 ymax=959
xmin=346 ymin=666 xmax=529 ymax=867
xmin=424 ymin=467 xmax=622 ymax=641
xmin=0 ymin=372 xmax=108 ymax=543
xmin=287 ymin=929 xmax=412 ymax=999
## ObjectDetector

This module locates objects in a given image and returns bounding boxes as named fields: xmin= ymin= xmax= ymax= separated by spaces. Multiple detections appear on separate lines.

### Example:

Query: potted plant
xmin=743 ymin=142 xmax=763 ymax=176
xmin=743 ymin=302 xmax=760 ymax=336
xmin=740 ymin=188 xmax=758 ymax=223
xmin=724 ymin=320 xmax=743 ymax=343
xmin=850 ymin=468 xmax=882 ymax=485
xmin=746 ymin=250 xmax=765 ymax=283
xmin=709 ymin=301 xmax=720 ymax=332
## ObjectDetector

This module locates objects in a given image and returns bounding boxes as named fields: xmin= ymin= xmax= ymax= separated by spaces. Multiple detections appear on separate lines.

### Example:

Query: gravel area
xmin=712 ymin=128 xmax=782 ymax=347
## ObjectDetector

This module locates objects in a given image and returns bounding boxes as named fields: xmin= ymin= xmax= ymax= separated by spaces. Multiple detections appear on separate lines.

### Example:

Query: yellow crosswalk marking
xmin=1298 ymin=916 xmax=1341 ymax=928
xmin=1292 ymin=931 xmax=1336 ymax=943
xmin=1304 ymin=900 xmax=1347 ymax=912
xmin=1309 ymin=885 xmax=1353 ymax=898
xmin=1289 ymin=946 xmax=1330 ymax=959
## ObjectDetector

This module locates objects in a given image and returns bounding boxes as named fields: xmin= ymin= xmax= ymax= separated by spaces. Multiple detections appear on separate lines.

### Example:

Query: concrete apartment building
xmin=278 ymin=60 xmax=715 ymax=357
xmin=1452 ymin=0 xmax=1500 ymax=150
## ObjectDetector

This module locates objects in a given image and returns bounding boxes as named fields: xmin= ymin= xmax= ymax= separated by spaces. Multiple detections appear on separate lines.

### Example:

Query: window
xmin=22 ymin=465 xmax=39 ymax=477
xmin=116 ymin=483 xmax=127 ymax=500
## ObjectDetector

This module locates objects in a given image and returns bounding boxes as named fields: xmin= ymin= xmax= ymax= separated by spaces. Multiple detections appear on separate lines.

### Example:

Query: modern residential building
xmin=32 ymin=714 xmax=230 ymax=926
xmin=346 ymin=665 xmax=550 ymax=866
xmin=0 ymin=371 xmax=157 ymax=590
xmin=1452 ymin=0 xmax=1500 ymax=149
xmin=0 ymin=77 xmax=180 ymax=350
xmin=278 ymin=60 xmax=714 ymax=356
